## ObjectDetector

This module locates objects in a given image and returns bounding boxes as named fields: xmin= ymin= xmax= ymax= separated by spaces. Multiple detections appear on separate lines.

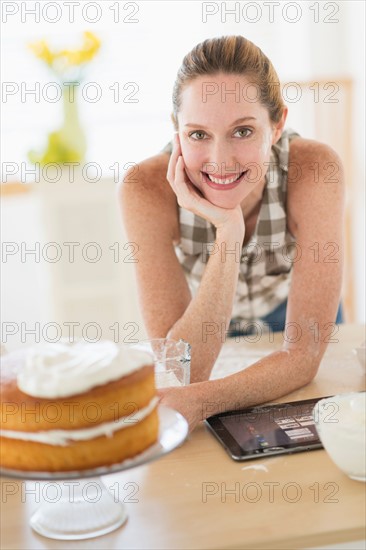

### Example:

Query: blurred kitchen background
xmin=1 ymin=1 xmax=365 ymax=351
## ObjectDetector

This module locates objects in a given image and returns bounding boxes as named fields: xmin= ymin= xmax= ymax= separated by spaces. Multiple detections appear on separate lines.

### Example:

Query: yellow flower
xmin=82 ymin=31 xmax=101 ymax=60
xmin=28 ymin=32 xmax=100 ymax=75
xmin=28 ymin=40 xmax=55 ymax=66
xmin=60 ymin=49 xmax=83 ymax=67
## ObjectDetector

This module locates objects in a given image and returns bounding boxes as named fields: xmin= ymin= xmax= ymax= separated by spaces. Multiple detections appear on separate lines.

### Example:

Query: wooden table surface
xmin=1 ymin=324 xmax=365 ymax=550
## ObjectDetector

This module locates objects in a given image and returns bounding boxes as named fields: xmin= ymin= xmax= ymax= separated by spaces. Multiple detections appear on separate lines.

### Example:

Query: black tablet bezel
xmin=205 ymin=396 xmax=332 ymax=461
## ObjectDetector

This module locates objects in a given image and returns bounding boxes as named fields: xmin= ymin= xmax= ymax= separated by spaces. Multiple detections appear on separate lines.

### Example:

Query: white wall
xmin=1 ymin=180 xmax=148 ymax=352
xmin=2 ymin=1 xmax=365 ymax=335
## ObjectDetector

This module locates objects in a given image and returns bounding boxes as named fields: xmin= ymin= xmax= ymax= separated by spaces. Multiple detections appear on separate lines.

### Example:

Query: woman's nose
xmin=204 ymin=142 xmax=240 ymax=175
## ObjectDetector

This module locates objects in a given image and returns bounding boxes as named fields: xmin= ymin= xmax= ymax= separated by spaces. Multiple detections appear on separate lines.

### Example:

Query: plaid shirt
xmin=161 ymin=128 xmax=300 ymax=324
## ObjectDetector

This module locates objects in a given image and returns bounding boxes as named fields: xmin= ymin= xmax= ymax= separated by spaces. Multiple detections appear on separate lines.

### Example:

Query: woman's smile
xmin=201 ymin=170 xmax=249 ymax=189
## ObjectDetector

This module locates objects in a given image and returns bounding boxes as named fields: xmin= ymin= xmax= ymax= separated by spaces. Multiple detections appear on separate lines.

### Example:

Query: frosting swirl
xmin=17 ymin=340 xmax=154 ymax=398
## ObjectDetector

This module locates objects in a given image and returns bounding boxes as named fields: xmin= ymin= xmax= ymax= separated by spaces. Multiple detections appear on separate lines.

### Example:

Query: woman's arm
xmin=118 ymin=154 xmax=193 ymax=340
xmin=160 ymin=139 xmax=346 ymax=430
xmin=167 ymin=222 xmax=244 ymax=382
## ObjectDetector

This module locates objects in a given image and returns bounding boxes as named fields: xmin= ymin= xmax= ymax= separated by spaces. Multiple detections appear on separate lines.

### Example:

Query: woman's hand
xmin=157 ymin=385 xmax=201 ymax=433
xmin=167 ymin=134 xmax=245 ymax=235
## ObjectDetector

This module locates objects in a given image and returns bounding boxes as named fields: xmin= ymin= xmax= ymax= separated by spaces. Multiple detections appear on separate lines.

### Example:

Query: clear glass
xmin=127 ymin=338 xmax=191 ymax=388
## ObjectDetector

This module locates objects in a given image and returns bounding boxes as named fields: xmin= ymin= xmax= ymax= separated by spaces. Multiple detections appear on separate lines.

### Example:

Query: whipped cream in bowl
xmin=17 ymin=339 xmax=154 ymax=398
xmin=313 ymin=392 xmax=366 ymax=482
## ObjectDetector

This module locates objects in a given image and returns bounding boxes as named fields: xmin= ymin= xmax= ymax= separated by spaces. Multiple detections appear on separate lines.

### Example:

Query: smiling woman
xmin=119 ymin=35 xmax=346 ymax=431
xmin=173 ymin=74 xmax=278 ymax=212
xmin=168 ymin=34 xmax=286 ymax=212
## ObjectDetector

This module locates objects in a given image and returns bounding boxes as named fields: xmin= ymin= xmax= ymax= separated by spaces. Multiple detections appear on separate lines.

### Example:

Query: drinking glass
xmin=128 ymin=338 xmax=191 ymax=388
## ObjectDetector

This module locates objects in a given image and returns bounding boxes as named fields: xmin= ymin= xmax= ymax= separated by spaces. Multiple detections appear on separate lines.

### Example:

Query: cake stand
xmin=1 ymin=405 xmax=188 ymax=540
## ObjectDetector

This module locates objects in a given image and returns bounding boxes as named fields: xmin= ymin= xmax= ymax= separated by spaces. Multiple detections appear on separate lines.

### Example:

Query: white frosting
xmin=17 ymin=340 xmax=154 ymax=398
xmin=0 ymin=397 xmax=159 ymax=446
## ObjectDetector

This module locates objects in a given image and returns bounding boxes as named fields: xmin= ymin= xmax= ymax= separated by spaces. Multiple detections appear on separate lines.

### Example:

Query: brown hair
xmin=171 ymin=35 xmax=285 ymax=130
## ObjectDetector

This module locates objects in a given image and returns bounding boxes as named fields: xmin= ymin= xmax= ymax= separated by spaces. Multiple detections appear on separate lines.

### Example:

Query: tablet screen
xmin=205 ymin=397 xmax=329 ymax=460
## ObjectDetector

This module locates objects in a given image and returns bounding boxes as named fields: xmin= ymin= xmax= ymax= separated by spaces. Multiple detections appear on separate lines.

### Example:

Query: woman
xmin=119 ymin=36 xmax=345 ymax=431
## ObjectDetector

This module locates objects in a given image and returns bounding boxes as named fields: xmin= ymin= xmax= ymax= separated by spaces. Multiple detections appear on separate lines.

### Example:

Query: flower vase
xmin=58 ymin=83 xmax=87 ymax=164
xmin=28 ymin=83 xmax=87 ymax=168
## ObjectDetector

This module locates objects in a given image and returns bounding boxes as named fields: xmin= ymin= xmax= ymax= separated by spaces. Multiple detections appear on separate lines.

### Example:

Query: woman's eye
xmin=234 ymin=128 xmax=252 ymax=138
xmin=189 ymin=131 xmax=206 ymax=140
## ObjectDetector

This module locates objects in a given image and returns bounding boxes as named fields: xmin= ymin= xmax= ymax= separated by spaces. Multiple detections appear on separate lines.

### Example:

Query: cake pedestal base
xmin=29 ymin=477 xmax=127 ymax=540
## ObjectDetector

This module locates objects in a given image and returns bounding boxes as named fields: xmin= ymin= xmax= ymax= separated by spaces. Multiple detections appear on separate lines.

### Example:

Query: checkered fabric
xmin=160 ymin=128 xmax=300 ymax=323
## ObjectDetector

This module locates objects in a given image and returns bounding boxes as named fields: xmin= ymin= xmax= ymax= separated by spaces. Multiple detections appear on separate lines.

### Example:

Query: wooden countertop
xmin=1 ymin=324 xmax=365 ymax=549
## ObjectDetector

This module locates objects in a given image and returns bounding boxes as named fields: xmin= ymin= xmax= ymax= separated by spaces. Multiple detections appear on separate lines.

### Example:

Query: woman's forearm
xmin=190 ymin=348 xmax=318 ymax=422
xmin=167 ymin=223 xmax=244 ymax=383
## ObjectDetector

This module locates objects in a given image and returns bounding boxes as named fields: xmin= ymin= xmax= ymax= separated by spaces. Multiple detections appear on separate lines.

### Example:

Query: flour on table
xmin=210 ymin=344 xmax=268 ymax=379
xmin=241 ymin=464 xmax=269 ymax=473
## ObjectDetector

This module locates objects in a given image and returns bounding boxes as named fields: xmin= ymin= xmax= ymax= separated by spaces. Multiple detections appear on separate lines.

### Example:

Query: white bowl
xmin=313 ymin=392 xmax=366 ymax=482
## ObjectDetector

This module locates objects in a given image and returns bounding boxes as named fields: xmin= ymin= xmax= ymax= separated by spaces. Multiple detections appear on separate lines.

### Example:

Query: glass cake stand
xmin=0 ymin=405 xmax=188 ymax=540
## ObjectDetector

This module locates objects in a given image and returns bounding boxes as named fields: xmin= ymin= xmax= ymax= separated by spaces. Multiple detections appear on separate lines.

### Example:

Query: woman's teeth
xmin=206 ymin=172 xmax=244 ymax=185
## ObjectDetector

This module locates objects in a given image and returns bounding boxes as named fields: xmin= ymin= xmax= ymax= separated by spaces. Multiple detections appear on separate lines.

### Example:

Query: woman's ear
xmin=272 ymin=107 xmax=288 ymax=143
xmin=171 ymin=112 xmax=178 ymax=131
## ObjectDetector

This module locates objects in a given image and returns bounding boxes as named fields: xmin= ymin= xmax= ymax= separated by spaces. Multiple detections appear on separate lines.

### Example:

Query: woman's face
xmin=177 ymin=72 xmax=287 ymax=209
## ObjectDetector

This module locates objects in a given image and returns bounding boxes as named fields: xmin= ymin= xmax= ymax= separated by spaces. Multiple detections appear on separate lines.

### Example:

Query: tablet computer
xmin=205 ymin=396 xmax=331 ymax=461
